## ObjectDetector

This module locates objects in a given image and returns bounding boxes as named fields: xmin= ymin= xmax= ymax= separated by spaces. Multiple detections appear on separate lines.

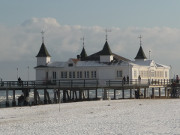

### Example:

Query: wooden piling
xmin=114 ymin=89 xmax=116 ymax=99
xmin=130 ymin=89 xmax=132 ymax=99
xmin=6 ymin=89 xmax=9 ymax=107
xmin=165 ymin=87 xmax=167 ymax=98
xmin=44 ymin=89 xmax=48 ymax=104
xmin=122 ymin=88 xmax=125 ymax=99
xmin=104 ymin=89 xmax=107 ymax=100
xmin=63 ymin=90 xmax=66 ymax=102
xmin=95 ymin=89 xmax=98 ymax=99
xmin=159 ymin=88 xmax=161 ymax=98
xmin=12 ymin=89 xmax=16 ymax=106
xmin=144 ymin=88 xmax=146 ymax=99
xmin=152 ymin=88 xmax=155 ymax=99
xmin=54 ymin=89 xmax=57 ymax=103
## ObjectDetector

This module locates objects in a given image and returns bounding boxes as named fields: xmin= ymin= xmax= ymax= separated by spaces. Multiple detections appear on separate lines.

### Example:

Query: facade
xmin=35 ymin=38 xmax=170 ymax=86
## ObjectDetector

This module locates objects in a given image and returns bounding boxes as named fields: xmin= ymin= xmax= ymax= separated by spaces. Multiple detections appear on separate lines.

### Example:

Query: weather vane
xmin=138 ymin=35 xmax=142 ymax=46
xmin=80 ymin=37 xmax=85 ymax=47
xmin=105 ymin=29 xmax=111 ymax=41
xmin=41 ymin=30 xmax=45 ymax=43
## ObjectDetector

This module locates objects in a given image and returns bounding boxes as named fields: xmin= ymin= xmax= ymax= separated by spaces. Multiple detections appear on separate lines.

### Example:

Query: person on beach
xmin=176 ymin=75 xmax=179 ymax=83
xmin=127 ymin=75 xmax=129 ymax=84
xmin=138 ymin=75 xmax=141 ymax=84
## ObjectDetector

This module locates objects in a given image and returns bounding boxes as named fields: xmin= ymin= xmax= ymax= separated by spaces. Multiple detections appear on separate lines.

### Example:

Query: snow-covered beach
xmin=0 ymin=99 xmax=180 ymax=135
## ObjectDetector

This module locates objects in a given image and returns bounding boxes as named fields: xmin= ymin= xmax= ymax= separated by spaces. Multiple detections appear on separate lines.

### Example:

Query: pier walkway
xmin=0 ymin=79 xmax=174 ymax=107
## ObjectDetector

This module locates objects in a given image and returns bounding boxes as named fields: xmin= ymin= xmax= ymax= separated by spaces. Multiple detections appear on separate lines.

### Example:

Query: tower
xmin=79 ymin=37 xmax=87 ymax=60
xmin=100 ymin=30 xmax=113 ymax=62
xmin=134 ymin=35 xmax=147 ymax=61
xmin=36 ymin=31 xmax=51 ymax=66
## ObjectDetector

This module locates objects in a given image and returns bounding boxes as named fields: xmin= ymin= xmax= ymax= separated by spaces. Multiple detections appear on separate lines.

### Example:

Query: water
xmin=0 ymin=88 xmax=167 ymax=108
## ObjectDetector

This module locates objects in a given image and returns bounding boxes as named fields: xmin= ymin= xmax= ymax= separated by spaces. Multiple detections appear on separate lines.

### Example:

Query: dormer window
xmin=68 ymin=63 xmax=73 ymax=67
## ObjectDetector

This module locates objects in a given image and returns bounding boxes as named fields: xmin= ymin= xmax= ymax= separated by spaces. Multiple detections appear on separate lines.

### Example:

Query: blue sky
xmin=1 ymin=0 xmax=180 ymax=27
xmin=0 ymin=0 xmax=180 ymax=80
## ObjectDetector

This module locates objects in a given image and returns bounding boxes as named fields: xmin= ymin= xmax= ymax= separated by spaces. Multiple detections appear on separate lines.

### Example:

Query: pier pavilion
xmin=0 ymin=34 xmax=173 ymax=107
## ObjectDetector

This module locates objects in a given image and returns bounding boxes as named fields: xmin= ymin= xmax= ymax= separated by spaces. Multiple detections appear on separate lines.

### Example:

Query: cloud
xmin=0 ymin=17 xmax=179 ymax=80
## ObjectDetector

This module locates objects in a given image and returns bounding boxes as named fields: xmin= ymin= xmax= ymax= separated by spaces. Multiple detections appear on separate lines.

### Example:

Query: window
xmin=134 ymin=70 xmax=137 ymax=78
xmin=77 ymin=71 xmax=79 ymax=78
xmin=84 ymin=71 xmax=86 ymax=78
xmin=46 ymin=72 xmax=48 ymax=80
xmin=61 ymin=71 xmax=63 ymax=78
xmin=91 ymin=71 xmax=93 ymax=78
xmin=80 ymin=71 xmax=82 ymax=78
xmin=61 ymin=72 xmax=67 ymax=78
xmin=53 ymin=72 xmax=56 ymax=80
xmin=117 ymin=70 xmax=122 ymax=78
xmin=68 ymin=63 xmax=73 ymax=67
xmin=91 ymin=71 xmax=97 ymax=78
xmin=69 ymin=72 xmax=72 ymax=78
xmin=87 ymin=71 xmax=89 ymax=78
xmin=151 ymin=71 xmax=155 ymax=77
xmin=52 ymin=72 xmax=56 ymax=83
xmin=64 ymin=72 xmax=67 ymax=78
xmin=165 ymin=71 xmax=168 ymax=78
xmin=73 ymin=72 xmax=75 ymax=78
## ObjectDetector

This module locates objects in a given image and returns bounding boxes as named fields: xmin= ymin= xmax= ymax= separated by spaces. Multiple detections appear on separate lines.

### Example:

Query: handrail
xmin=0 ymin=79 xmax=174 ymax=88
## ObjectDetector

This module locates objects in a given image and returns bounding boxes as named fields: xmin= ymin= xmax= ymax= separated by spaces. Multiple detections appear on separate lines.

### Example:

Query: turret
xmin=100 ymin=41 xmax=113 ymax=62
xmin=134 ymin=35 xmax=147 ymax=61
xmin=36 ymin=31 xmax=51 ymax=66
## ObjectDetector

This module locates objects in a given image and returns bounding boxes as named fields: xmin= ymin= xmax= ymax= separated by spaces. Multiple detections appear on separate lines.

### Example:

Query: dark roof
xmin=83 ymin=50 xmax=130 ymax=62
xmin=34 ymin=65 xmax=48 ymax=68
xmin=36 ymin=43 xmax=51 ymax=57
xmin=80 ymin=41 xmax=129 ymax=62
xmin=80 ymin=47 xmax=87 ymax=60
xmin=100 ymin=41 xmax=112 ymax=55
xmin=135 ymin=46 xmax=147 ymax=59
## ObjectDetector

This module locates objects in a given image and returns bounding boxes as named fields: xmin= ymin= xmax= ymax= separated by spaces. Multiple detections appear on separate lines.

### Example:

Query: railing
xmin=106 ymin=79 xmax=173 ymax=87
xmin=0 ymin=79 xmax=99 ymax=88
xmin=0 ymin=79 xmax=174 ymax=89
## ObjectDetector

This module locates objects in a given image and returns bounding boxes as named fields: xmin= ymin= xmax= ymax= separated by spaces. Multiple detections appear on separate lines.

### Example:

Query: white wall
xmin=37 ymin=57 xmax=50 ymax=66
xmin=36 ymin=69 xmax=46 ymax=80
xmin=100 ymin=55 xmax=113 ymax=63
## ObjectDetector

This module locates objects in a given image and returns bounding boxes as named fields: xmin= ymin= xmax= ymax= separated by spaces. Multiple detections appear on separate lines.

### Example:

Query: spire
xmin=41 ymin=30 xmax=45 ymax=44
xmin=80 ymin=37 xmax=87 ymax=60
xmin=80 ymin=47 xmax=87 ymax=60
xmin=36 ymin=31 xmax=51 ymax=57
xmin=134 ymin=46 xmax=147 ymax=59
xmin=105 ymin=29 xmax=111 ymax=41
xmin=138 ymin=35 xmax=142 ymax=46
xmin=81 ymin=37 xmax=85 ymax=47
xmin=101 ymin=41 xmax=112 ymax=55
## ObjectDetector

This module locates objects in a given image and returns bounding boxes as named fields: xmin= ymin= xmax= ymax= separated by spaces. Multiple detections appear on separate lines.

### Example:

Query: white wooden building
xmin=35 ymin=37 xmax=170 ymax=86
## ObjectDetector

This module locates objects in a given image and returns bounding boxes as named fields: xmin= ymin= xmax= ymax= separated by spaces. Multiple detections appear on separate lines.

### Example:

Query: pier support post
xmin=87 ymin=90 xmax=90 ymax=100
xmin=54 ymin=89 xmax=57 ymax=103
xmin=12 ymin=89 xmax=16 ymax=106
xmin=6 ymin=89 xmax=9 ymax=107
xmin=34 ymin=89 xmax=37 ymax=105
xmin=165 ymin=87 xmax=167 ymax=98
xmin=95 ymin=89 xmax=98 ymax=99
xmin=79 ymin=90 xmax=82 ymax=100
xmin=122 ymin=89 xmax=125 ymax=99
xmin=159 ymin=88 xmax=161 ymax=98
xmin=130 ymin=89 xmax=132 ymax=99
xmin=57 ymin=89 xmax=60 ymax=103
xmin=44 ymin=89 xmax=48 ymax=104
xmin=104 ymin=89 xmax=107 ymax=100
xmin=114 ymin=89 xmax=116 ymax=99
xmin=63 ymin=90 xmax=66 ymax=102
xmin=144 ymin=88 xmax=146 ymax=99
xmin=152 ymin=88 xmax=155 ymax=99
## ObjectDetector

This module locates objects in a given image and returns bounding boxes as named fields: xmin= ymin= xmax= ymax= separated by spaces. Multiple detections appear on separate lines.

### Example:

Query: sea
xmin=0 ymin=88 xmax=166 ymax=108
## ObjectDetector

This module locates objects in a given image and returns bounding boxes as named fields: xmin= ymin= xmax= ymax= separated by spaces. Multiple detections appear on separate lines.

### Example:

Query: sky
xmin=0 ymin=0 xmax=180 ymax=80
